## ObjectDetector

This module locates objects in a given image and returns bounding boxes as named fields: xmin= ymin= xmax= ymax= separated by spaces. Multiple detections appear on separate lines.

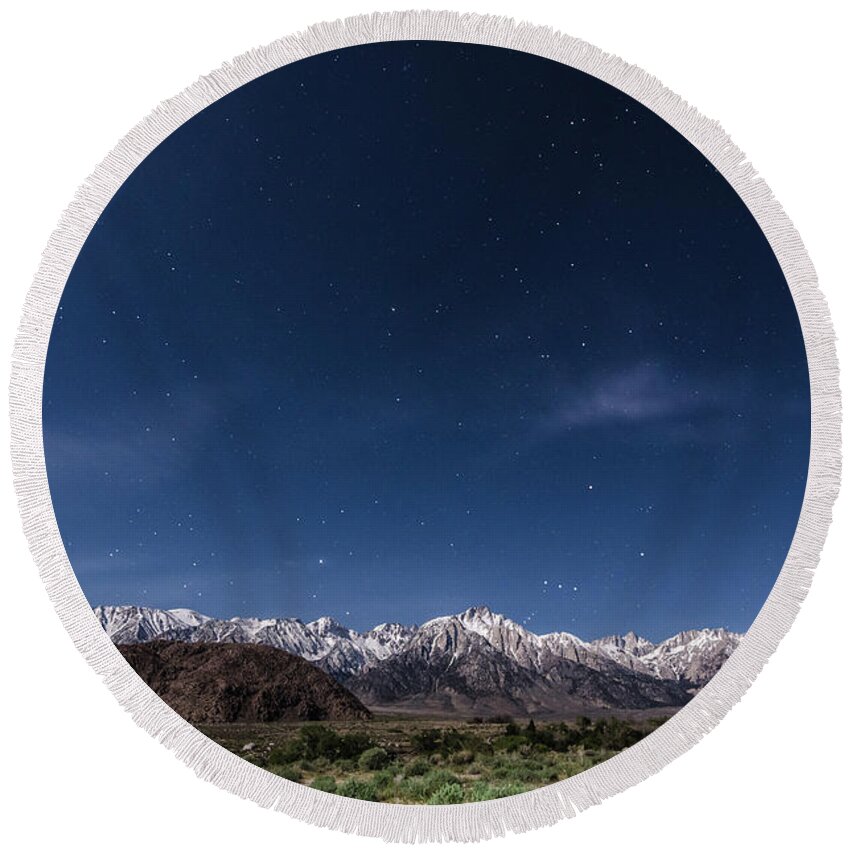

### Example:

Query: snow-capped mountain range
xmin=94 ymin=604 xmax=741 ymax=716
xmin=94 ymin=604 xmax=416 ymax=678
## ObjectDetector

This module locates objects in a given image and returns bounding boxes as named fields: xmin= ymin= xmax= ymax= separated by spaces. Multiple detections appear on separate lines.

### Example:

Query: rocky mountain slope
xmin=118 ymin=641 xmax=371 ymax=723
xmin=591 ymin=627 xmax=741 ymax=688
xmin=348 ymin=612 xmax=690 ymax=715
xmin=99 ymin=605 xmax=415 ymax=680
xmin=98 ymin=604 xmax=741 ymax=716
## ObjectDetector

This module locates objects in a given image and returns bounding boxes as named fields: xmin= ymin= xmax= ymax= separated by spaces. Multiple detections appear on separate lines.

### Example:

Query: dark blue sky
xmin=43 ymin=41 xmax=809 ymax=641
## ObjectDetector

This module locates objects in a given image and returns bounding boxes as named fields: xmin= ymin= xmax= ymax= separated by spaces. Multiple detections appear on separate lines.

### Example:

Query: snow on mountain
xmin=593 ymin=630 xmax=656 ymax=658
xmin=166 ymin=608 xmax=212 ymax=627
xmin=93 ymin=604 xmax=212 ymax=644
xmin=590 ymin=631 xmax=657 ymax=675
xmin=640 ymin=628 xmax=741 ymax=688
xmin=93 ymin=604 xmax=742 ymax=695
xmin=360 ymin=622 xmax=418 ymax=660
xmin=347 ymin=606 xmax=692 ymax=715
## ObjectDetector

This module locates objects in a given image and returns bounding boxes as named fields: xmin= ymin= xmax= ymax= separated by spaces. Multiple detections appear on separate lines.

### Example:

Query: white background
xmin=1 ymin=2 xmax=847 ymax=847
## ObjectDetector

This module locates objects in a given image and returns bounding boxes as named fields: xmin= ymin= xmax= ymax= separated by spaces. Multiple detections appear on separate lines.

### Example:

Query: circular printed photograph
xmin=43 ymin=40 xmax=809 ymax=805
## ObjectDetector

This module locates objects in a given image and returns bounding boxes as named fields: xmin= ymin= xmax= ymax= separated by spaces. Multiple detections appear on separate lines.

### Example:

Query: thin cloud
xmin=543 ymin=363 xmax=706 ymax=430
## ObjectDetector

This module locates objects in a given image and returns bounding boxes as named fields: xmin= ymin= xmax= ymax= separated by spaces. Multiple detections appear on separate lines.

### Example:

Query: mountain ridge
xmin=95 ymin=603 xmax=741 ymax=715
xmin=118 ymin=640 xmax=371 ymax=723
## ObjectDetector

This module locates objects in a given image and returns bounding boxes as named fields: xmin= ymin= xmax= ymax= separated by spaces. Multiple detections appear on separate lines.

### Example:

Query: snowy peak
xmin=93 ymin=604 xmax=211 ymax=644
xmin=458 ymin=604 xmax=496 ymax=626
xmin=93 ymin=604 xmax=742 ymax=692
xmin=167 ymin=608 xmax=213 ymax=627
xmin=362 ymin=622 xmax=418 ymax=660
xmin=457 ymin=605 xmax=522 ymax=639
xmin=307 ymin=616 xmax=352 ymax=639
xmin=641 ymin=627 xmax=741 ymax=687
xmin=592 ymin=630 xmax=655 ymax=658
xmin=657 ymin=627 xmax=734 ymax=649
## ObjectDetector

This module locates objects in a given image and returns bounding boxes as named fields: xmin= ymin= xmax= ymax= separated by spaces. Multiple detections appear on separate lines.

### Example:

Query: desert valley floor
xmin=199 ymin=713 xmax=674 ymax=803
xmin=97 ymin=603 xmax=740 ymax=802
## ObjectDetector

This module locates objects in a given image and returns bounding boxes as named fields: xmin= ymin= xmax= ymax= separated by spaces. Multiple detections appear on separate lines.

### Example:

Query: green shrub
xmin=267 ymin=739 xmax=305 ymax=765
xmin=581 ymin=717 xmax=644 ymax=751
xmin=267 ymin=726 xmax=377 ymax=765
xmin=416 ymin=770 xmax=460 ymax=798
xmin=337 ymin=778 xmax=380 ymax=801
xmin=267 ymin=764 xmax=302 ymax=782
xmin=491 ymin=758 xmax=547 ymax=783
xmin=410 ymin=728 xmax=441 ymax=754
xmin=405 ymin=758 xmax=430 ymax=777
xmin=493 ymin=735 xmax=527 ymax=753
xmin=359 ymin=746 xmax=391 ymax=771
xmin=439 ymin=729 xmax=467 ymax=753
xmin=428 ymin=783 xmax=465 ymax=805
xmin=450 ymin=750 xmax=474 ymax=766
xmin=369 ymin=770 xmax=397 ymax=795
xmin=399 ymin=769 xmax=461 ymax=803
xmin=311 ymin=775 xmax=337 ymax=793
xmin=298 ymin=725 xmax=374 ymax=761
xmin=467 ymin=781 xmax=528 ymax=801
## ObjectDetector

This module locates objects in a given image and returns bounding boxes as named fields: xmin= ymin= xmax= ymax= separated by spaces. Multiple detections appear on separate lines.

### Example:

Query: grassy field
xmin=199 ymin=714 xmax=668 ymax=803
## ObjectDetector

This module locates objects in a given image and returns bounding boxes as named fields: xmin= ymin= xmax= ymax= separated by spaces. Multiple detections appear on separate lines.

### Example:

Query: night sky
xmin=43 ymin=41 xmax=810 ymax=641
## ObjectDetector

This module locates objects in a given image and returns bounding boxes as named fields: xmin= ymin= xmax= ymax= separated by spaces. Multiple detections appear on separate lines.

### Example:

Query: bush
xmin=405 ymin=759 xmax=430 ymax=777
xmin=267 ymin=764 xmax=302 ymax=782
xmin=267 ymin=739 xmax=305 ymax=765
xmin=337 ymin=778 xmax=380 ymax=801
xmin=399 ymin=769 xmax=461 ymax=803
xmin=410 ymin=727 xmax=489 ymax=757
xmin=311 ymin=775 xmax=337 ymax=793
xmin=359 ymin=746 xmax=391 ymax=771
xmin=428 ymin=783 xmax=465 ymax=805
xmin=369 ymin=770 xmax=398 ymax=796
xmin=410 ymin=728 xmax=441 ymax=754
xmin=467 ymin=781 xmax=528 ymax=802
xmin=450 ymin=750 xmax=474 ymax=766
xmin=267 ymin=726 xmax=377 ymax=769
xmin=299 ymin=725 xmax=374 ymax=761
xmin=440 ymin=729 xmax=467 ymax=754
xmin=417 ymin=770 xmax=460 ymax=798
xmin=583 ymin=717 xmax=644 ymax=751
xmin=493 ymin=735 xmax=527 ymax=753
xmin=427 ymin=769 xmax=460 ymax=788
xmin=491 ymin=758 xmax=547 ymax=783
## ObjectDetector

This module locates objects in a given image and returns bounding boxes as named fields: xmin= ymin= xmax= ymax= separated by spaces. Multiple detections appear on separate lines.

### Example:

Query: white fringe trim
xmin=8 ymin=9 xmax=841 ymax=843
